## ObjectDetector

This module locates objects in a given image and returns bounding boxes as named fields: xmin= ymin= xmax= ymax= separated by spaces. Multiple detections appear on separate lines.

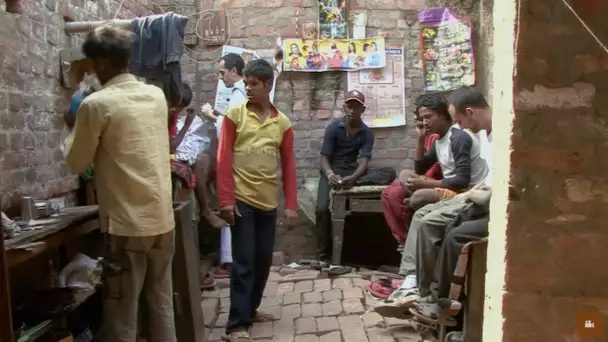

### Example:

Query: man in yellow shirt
xmin=63 ymin=26 xmax=176 ymax=342
xmin=217 ymin=59 xmax=298 ymax=341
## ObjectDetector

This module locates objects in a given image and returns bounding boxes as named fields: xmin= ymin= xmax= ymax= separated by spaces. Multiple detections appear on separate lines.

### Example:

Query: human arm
xmin=342 ymin=129 xmax=374 ymax=185
xmin=414 ymin=137 xmax=438 ymax=175
xmin=169 ymin=110 xmax=195 ymax=153
xmin=63 ymin=99 xmax=105 ymax=173
xmin=216 ymin=109 xmax=237 ymax=210
xmin=319 ymin=123 xmax=341 ymax=186
xmin=280 ymin=126 xmax=298 ymax=211
xmin=424 ymin=134 xmax=443 ymax=179
xmin=440 ymin=131 xmax=473 ymax=191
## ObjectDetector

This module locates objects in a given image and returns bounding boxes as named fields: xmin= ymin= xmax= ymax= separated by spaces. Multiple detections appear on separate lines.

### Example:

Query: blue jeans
xmin=226 ymin=200 xmax=277 ymax=334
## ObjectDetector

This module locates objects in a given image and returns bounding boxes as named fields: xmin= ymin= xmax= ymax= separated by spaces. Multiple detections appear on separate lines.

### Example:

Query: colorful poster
xmin=282 ymin=38 xmax=385 ymax=72
xmin=419 ymin=8 xmax=475 ymax=92
xmin=318 ymin=0 xmax=347 ymax=39
xmin=214 ymin=45 xmax=277 ymax=114
xmin=347 ymin=45 xmax=406 ymax=128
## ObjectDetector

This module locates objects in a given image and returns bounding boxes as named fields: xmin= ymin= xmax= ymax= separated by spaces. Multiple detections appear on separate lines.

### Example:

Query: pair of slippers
xmin=365 ymin=278 xmax=404 ymax=299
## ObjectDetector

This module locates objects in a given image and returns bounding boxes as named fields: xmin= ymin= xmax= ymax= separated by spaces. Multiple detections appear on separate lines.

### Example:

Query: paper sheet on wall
xmin=418 ymin=8 xmax=475 ymax=92
xmin=214 ymin=45 xmax=277 ymax=114
xmin=347 ymin=44 xmax=406 ymax=128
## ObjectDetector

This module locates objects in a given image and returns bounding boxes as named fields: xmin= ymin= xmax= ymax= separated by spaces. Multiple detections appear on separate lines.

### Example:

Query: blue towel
xmin=69 ymin=89 xmax=86 ymax=116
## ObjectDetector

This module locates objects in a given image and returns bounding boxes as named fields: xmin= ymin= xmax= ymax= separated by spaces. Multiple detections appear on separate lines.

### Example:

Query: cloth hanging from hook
xmin=130 ymin=12 xmax=188 ymax=107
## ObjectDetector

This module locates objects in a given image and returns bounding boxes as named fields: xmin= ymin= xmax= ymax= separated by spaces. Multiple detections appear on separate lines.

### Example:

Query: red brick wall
xmin=0 ymin=0 xmax=157 ymax=210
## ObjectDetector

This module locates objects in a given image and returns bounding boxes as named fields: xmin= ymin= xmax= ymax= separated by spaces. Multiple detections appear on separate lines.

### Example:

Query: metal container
xmin=20 ymin=196 xmax=35 ymax=221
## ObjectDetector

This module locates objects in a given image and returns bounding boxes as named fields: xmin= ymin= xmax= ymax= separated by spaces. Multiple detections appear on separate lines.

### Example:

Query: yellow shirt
xmin=216 ymin=102 xmax=298 ymax=211
xmin=64 ymin=74 xmax=174 ymax=237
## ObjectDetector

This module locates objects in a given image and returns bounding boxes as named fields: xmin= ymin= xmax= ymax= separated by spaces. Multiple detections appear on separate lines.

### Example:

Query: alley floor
xmin=201 ymin=267 xmax=428 ymax=342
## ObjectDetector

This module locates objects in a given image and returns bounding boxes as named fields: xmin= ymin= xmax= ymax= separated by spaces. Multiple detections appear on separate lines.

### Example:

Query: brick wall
xmin=0 ymin=0 xmax=157 ymax=210
xmin=189 ymin=0 xmax=428 ymax=181
xmin=485 ymin=0 xmax=608 ymax=340
xmin=184 ymin=0 xmax=431 ymax=259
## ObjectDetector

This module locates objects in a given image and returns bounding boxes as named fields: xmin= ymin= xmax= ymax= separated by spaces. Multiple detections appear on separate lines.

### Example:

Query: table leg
xmin=331 ymin=219 xmax=345 ymax=265
xmin=330 ymin=194 xmax=347 ymax=265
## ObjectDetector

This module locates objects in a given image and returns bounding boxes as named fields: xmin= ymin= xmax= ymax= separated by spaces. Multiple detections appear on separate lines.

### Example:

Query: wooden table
xmin=5 ymin=206 xmax=99 ymax=267
xmin=0 ymin=206 xmax=99 ymax=342
xmin=330 ymin=185 xmax=387 ymax=265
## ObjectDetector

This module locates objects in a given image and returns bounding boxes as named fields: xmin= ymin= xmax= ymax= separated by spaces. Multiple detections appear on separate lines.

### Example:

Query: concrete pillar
xmin=486 ymin=0 xmax=608 ymax=340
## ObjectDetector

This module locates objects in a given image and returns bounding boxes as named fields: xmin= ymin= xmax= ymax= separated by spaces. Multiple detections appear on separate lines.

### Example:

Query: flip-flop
xmin=409 ymin=302 xmax=458 ymax=327
xmin=328 ymin=265 xmax=352 ymax=276
xmin=373 ymin=288 xmax=419 ymax=319
xmin=364 ymin=279 xmax=393 ymax=299
xmin=222 ymin=331 xmax=252 ymax=341
xmin=211 ymin=265 xmax=231 ymax=279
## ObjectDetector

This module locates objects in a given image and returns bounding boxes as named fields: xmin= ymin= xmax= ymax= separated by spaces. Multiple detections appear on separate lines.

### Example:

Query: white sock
xmin=398 ymin=274 xmax=417 ymax=290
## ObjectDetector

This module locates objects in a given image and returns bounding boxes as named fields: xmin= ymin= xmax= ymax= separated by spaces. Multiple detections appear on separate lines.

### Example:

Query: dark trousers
xmin=315 ymin=172 xmax=333 ymax=260
xmin=435 ymin=214 xmax=489 ymax=298
xmin=226 ymin=200 xmax=277 ymax=334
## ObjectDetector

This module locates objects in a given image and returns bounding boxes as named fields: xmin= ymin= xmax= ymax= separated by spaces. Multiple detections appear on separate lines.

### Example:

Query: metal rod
xmin=64 ymin=19 xmax=132 ymax=33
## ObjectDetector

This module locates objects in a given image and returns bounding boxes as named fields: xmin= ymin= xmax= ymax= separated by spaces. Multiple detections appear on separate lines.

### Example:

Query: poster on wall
xmin=214 ymin=45 xmax=277 ymax=114
xmin=282 ymin=38 xmax=385 ymax=72
xmin=419 ymin=8 xmax=475 ymax=92
xmin=347 ymin=44 xmax=406 ymax=128
xmin=318 ymin=0 xmax=347 ymax=39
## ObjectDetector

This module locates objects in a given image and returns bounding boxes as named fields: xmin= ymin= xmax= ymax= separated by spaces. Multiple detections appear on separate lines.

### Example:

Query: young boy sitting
xmin=216 ymin=59 xmax=298 ymax=341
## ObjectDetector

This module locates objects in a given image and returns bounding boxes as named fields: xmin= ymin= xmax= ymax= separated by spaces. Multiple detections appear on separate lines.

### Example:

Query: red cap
xmin=345 ymin=90 xmax=365 ymax=105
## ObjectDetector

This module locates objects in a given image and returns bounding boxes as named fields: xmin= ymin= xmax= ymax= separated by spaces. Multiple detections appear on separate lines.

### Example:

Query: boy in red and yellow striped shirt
xmin=216 ymin=59 xmax=298 ymax=341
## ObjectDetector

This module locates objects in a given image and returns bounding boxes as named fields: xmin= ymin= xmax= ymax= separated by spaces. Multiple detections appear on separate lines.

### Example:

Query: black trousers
xmin=226 ymin=200 xmax=277 ymax=334
xmin=314 ymin=167 xmax=355 ymax=261
xmin=435 ymin=210 xmax=489 ymax=299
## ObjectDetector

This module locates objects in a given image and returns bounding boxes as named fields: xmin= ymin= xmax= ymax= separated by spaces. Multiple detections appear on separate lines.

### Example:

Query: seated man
xmin=381 ymin=99 xmax=442 ymax=253
xmin=315 ymin=90 xmax=374 ymax=262
xmin=375 ymin=87 xmax=492 ymax=319
xmin=409 ymin=87 xmax=494 ymax=325
xmin=168 ymin=83 xmax=227 ymax=288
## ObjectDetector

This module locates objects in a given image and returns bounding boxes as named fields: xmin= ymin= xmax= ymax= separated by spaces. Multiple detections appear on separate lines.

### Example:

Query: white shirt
xmin=479 ymin=129 xmax=493 ymax=187
xmin=216 ymin=79 xmax=247 ymax=138
xmin=175 ymin=115 xmax=210 ymax=165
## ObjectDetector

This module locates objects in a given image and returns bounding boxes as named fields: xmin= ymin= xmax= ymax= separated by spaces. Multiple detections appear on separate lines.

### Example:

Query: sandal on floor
xmin=328 ymin=265 xmax=352 ymax=276
xmin=373 ymin=288 xmax=420 ymax=319
xmin=212 ymin=265 xmax=231 ymax=279
xmin=222 ymin=331 xmax=252 ymax=341
xmin=251 ymin=310 xmax=278 ymax=323
xmin=365 ymin=279 xmax=405 ymax=299
xmin=365 ymin=279 xmax=394 ymax=299
xmin=409 ymin=301 xmax=458 ymax=327
xmin=200 ymin=274 xmax=216 ymax=290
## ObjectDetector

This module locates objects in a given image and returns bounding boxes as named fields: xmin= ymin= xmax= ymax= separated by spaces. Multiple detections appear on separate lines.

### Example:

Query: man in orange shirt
xmin=216 ymin=59 xmax=298 ymax=341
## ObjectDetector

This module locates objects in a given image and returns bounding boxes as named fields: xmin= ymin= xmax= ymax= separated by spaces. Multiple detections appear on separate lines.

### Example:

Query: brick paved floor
xmin=201 ymin=268 xmax=427 ymax=342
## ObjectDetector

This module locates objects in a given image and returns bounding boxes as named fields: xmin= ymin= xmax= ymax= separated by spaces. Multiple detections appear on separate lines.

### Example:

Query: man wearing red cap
xmin=315 ymin=90 xmax=374 ymax=262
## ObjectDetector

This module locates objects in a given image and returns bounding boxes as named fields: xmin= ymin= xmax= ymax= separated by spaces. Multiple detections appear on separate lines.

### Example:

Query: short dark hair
xmin=82 ymin=26 xmax=131 ymax=69
xmin=448 ymin=86 xmax=489 ymax=113
xmin=221 ymin=53 xmax=245 ymax=76
xmin=243 ymin=59 xmax=274 ymax=83
xmin=415 ymin=93 xmax=451 ymax=122
xmin=180 ymin=82 xmax=193 ymax=108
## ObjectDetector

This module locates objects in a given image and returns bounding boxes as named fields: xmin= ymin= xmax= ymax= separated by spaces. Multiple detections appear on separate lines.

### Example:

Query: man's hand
xmin=201 ymin=103 xmax=216 ymax=121
xmin=203 ymin=210 xmax=228 ymax=229
xmin=284 ymin=209 xmax=298 ymax=230
xmin=404 ymin=177 xmax=426 ymax=191
xmin=327 ymin=171 xmax=342 ymax=187
xmin=341 ymin=175 xmax=356 ymax=189
xmin=219 ymin=205 xmax=241 ymax=226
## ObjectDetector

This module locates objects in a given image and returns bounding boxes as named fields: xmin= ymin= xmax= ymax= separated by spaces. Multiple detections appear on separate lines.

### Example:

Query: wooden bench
xmin=329 ymin=185 xmax=387 ymax=265
xmin=440 ymin=238 xmax=488 ymax=342
xmin=297 ymin=178 xmax=388 ymax=265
